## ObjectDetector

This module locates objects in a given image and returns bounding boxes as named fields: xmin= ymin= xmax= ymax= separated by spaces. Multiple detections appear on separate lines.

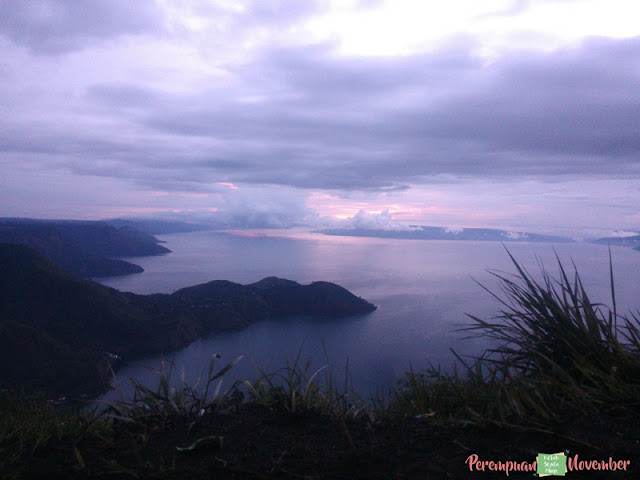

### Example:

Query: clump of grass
xmin=244 ymin=345 xmax=370 ymax=419
xmin=105 ymin=353 xmax=244 ymax=431
xmin=391 ymin=250 xmax=640 ymax=426
xmin=243 ymin=349 xmax=375 ymax=453
xmin=389 ymin=357 xmax=504 ymax=422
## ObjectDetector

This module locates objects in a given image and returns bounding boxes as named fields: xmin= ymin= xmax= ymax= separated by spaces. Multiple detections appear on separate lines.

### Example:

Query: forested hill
xmin=0 ymin=218 xmax=170 ymax=277
xmin=0 ymin=243 xmax=376 ymax=396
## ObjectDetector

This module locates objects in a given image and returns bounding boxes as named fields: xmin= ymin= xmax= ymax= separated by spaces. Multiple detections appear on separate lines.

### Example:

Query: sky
xmin=1 ymin=0 xmax=639 ymax=238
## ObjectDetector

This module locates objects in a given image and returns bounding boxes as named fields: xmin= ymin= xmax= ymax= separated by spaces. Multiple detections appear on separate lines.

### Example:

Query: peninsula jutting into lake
xmin=0 ymin=242 xmax=376 ymax=397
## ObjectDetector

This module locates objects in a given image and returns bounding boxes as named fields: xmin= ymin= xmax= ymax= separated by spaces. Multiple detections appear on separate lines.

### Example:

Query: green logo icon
xmin=537 ymin=453 xmax=567 ymax=476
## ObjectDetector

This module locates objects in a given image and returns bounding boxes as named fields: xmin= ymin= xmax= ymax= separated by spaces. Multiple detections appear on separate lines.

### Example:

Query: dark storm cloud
xmin=417 ymin=37 xmax=640 ymax=159
xmin=91 ymin=36 xmax=636 ymax=192
xmin=2 ymin=29 xmax=639 ymax=195
xmin=0 ymin=0 xmax=163 ymax=54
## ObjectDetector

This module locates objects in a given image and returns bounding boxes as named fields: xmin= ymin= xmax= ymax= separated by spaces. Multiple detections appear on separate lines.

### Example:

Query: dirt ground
xmin=6 ymin=405 xmax=639 ymax=479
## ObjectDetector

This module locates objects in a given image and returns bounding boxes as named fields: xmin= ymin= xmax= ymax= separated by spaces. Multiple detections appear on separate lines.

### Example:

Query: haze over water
xmin=98 ymin=230 xmax=640 ymax=401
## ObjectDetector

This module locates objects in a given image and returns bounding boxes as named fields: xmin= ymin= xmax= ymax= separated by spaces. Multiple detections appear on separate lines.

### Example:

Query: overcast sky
xmin=1 ymin=0 xmax=639 ymax=237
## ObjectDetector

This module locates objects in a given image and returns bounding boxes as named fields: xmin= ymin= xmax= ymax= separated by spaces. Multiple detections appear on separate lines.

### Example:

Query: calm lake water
xmin=97 ymin=230 xmax=640 ymax=402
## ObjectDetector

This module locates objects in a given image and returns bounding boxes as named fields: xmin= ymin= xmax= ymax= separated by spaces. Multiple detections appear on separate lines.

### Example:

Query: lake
xmin=97 ymin=230 xmax=640 ymax=402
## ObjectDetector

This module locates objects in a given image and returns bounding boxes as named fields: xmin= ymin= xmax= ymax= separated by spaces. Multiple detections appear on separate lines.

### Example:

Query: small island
xmin=0 ymin=243 xmax=376 ymax=397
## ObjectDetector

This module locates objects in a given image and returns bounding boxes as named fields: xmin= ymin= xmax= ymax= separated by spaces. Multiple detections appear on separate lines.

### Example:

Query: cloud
xmin=0 ymin=0 xmax=163 ymax=54
xmin=3 ymin=35 xmax=640 ymax=196
xmin=503 ymin=231 xmax=526 ymax=240
xmin=341 ymin=209 xmax=416 ymax=231
xmin=417 ymin=37 xmax=640 ymax=161
xmin=124 ymin=38 xmax=639 ymax=191
xmin=1 ymin=1 xmax=640 ymax=231
xmin=239 ymin=0 xmax=327 ymax=29
xmin=212 ymin=186 xmax=321 ymax=229
xmin=3 ymin=35 xmax=639 ymax=202
xmin=602 ymin=230 xmax=639 ymax=238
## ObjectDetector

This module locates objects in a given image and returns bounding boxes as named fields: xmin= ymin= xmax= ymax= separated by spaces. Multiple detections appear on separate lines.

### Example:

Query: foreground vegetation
xmin=2 ymin=253 xmax=639 ymax=478
xmin=393 ymin=250 xmax=640 ymax=425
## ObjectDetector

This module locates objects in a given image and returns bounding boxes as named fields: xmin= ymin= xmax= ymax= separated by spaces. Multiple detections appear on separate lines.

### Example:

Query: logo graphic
xmin=537 ymin=453 xmax=567 ymax=477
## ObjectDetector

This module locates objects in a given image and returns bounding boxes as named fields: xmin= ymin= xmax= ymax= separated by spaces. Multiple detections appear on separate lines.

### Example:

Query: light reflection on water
xmin=97 ymin=231 xmax=640 ymax=402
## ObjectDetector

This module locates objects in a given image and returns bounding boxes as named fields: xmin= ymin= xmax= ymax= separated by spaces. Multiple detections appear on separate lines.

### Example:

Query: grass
xmin=243 ymin=342 xmax=370 ymax=419
xmin=104 ymin=353 xmax=245 ymax=431
xmin=390 ymin=249 xmax=640 ymax=426
xmin=3 ymin=250 xmax=640 ymax=477
xmin=0 ymin=390 xmax=107 ymax=476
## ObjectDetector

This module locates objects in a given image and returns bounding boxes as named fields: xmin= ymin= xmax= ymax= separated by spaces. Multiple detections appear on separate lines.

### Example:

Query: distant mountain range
xmin=0 ymin=218 xmax=170 ymax=277
xmin=104 ymin=218 xmax=212 ymax=235
xmin=592 ymin=234 xmax=640 ymax=251
xmin=0 ymin=243 xmax=375 ymax=396
xmin=318 ymin=226 xmax=574 ymax=243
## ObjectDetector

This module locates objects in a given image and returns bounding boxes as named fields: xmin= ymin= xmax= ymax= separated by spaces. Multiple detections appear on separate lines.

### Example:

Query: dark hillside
xmin=0 ymin=244 xmax=152 ymax=393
